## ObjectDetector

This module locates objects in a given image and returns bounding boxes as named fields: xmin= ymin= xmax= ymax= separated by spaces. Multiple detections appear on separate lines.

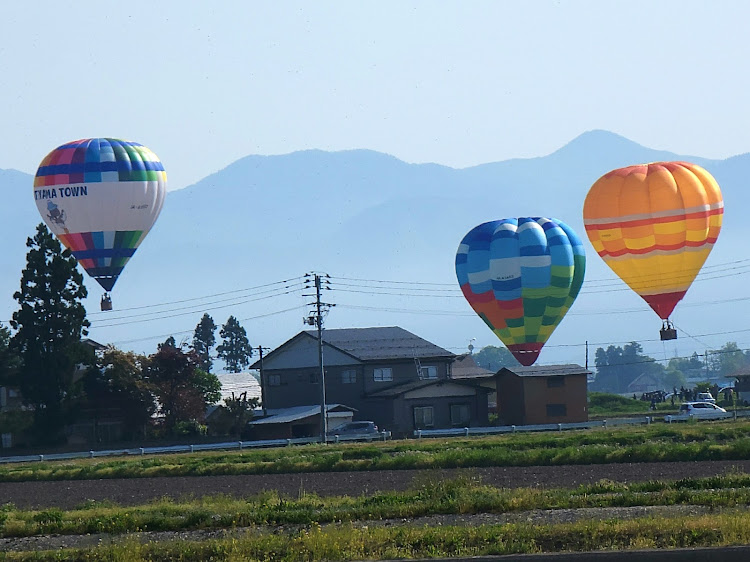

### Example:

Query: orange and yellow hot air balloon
xmin=583 ymin=162 xmax=723 ymax=337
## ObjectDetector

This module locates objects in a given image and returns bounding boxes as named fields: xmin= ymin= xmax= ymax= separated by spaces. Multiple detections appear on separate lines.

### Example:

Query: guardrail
xmin=413 ymin=417 xmax=654 ymax=439
xmin=0 ymin=431 xmax=391 ymax=465
xmin=413 ymin=409 xmax=750 ymax=438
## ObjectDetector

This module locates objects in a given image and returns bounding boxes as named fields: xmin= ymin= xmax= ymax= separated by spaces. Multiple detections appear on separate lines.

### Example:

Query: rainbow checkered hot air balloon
xmin=34 ymin=138 xmax=167 ymax=308
xmin=456 ymin=218 xmax=586 ymax=367
xmin=583 ymin=162 xmax=723 ymax=337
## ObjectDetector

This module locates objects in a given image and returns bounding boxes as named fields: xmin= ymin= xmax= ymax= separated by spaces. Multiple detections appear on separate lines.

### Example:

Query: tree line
xmin=591 ymin=341 xmax=746 ymax=394
xmin=0 ymin=224 xmax=258 ymax=446
xmin=472 ymin=339 xmax=746 ymax=396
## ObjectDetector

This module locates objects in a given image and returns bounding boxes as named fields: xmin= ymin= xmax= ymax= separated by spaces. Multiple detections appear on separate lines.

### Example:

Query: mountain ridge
xmin=1 ymin=130 xmax=748 ymax=367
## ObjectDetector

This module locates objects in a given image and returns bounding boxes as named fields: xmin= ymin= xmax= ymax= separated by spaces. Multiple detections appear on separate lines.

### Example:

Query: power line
xmin=108 ymin=305 xmax=305 ymax=346
xmin=91 ymin=282 xmax=306 ymax=327
xmin=87 ymin=276 xmax=306 ymax=317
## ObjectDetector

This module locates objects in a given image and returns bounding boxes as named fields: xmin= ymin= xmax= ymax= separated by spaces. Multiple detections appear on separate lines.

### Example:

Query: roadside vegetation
xmin=3 ymin=419 xmax=750 ymax=483
xmin=3 ymin=474 xmax=750 ymax=560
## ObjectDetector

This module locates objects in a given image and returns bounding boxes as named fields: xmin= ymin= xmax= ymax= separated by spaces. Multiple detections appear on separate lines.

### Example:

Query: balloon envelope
xmin=33 ymin=138 xmax=167 ymax=292
xmin=583 ymin=162 xmax=723 ymax=320
xmin=456 ymin=217 xmax=586 ymax=366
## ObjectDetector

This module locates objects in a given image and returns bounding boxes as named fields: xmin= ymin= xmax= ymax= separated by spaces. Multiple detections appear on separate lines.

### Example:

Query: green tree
xmin=192 ymin=314 xmax=217 ymax=373
xmin=591 ymin=342 xmax=663 ymax=394
xmin=217 ymin=392 xmax=259 ymax=436
xmin=708 ymin=342 xmax=747 ymax=377
xmin=158 ymin=336 xmax=177 ymax=350
xmin=217 ymin=316 xmax=253 ymax=373
xmin=82 ymin=347 xmax=155 ymax=441
xmin=10 ymin=224 xmax=91 ymax=444
xmin=0 ymin=324 xmax=22 ymax=388
xmin=473 ymin=345 xmax=519 ymax=371
xmin=145 ymin=343 xmax=221 ymax=433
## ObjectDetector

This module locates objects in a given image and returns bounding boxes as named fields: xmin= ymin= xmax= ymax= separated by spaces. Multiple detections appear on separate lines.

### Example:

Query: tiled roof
xmin=366 ymin=378 xmax=489 ymax=398
xmin=306 ymin=326 xmax=455 ymax=361
xmin=499 ymin=364 xmax=591 ymax=377
xmin=451 ymin=353 xmax=495 ymax=379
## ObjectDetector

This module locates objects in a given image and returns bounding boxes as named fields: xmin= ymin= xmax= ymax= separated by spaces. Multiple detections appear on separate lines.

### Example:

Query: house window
xmin=373 ymin=368 xmax=393 ymax=382
xmin=546 ymin=403 xmax=567 ymax=417
xmin=419 ymin=366 xmax=437 ymax=379
xmin=450 ymin=404 xmax=470 ymax=426
xmin=414 ymin=406 xmax=434 ymax=428
xmin=341 ymin=370 xmax=357 ymax=384
xmin=267 ymin=374 xmax=281 ymax=386
xmin=547 ymin=377 xmax=565 ymax=388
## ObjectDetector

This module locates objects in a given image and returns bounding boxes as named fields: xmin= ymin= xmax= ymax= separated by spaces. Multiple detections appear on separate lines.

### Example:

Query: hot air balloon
xmin=583 ymin=161 xmax=723 ymax=340
xmin=34 ymin=138 xmax=167 ymax=310
xmin=455 ymin=217 xmax=586 ymax=366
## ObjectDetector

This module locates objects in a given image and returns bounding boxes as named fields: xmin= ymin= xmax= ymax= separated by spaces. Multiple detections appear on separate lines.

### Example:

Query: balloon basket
xmin=100 ymin=294 xmax=113 ymax=311
xmin=660 ymin=328 xmax=677 ymax=341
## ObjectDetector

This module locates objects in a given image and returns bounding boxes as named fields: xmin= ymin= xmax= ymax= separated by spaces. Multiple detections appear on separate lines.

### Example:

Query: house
xmin=251 ymin=326 xmax=489 ymax=437
xmin=627 ymin=373 xmax=663 ymax=395
xmin=450 ymin=353 xmax=497 ymax=412
xmin=495 ymin=364 xmax=590 ymax=425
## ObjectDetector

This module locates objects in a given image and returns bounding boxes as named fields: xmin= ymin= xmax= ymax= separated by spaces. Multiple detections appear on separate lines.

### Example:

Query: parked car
xmin=328 ymin=421 xmax=379 ymax=436
xmin=678 ymin=402 xmax=726 ymax=417
xmin=696 ymin=392 xmax=716 ymax=404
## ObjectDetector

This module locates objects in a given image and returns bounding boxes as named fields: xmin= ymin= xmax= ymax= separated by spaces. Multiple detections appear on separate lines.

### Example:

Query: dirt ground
xmin=3 ymin=459 xmax=750 ymax=510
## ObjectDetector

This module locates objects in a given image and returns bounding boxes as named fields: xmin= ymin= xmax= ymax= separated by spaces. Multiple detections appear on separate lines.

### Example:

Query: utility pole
xmin=303 ymin=272 xmax=334 ymax=442
xmin=585 ymin=340 xmax=589 ymax=370
xmin=256 ymin=345 xmax=271 ymax=417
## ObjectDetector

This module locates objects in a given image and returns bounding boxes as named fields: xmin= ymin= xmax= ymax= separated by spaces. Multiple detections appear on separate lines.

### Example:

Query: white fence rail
xmin=3 ymin=410 xmax=750 ymax=464
xmin=413 ymin=417 xmax=653 ymax=438
xmin=0 ymin=431 xmax=391 ymax=465
xmin=413 ymin=409 xmax=750 ymax=438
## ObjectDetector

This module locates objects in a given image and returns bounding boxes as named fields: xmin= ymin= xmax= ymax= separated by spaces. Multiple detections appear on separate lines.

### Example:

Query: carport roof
xmin=248 ymin=404 xmax=355 ymax=425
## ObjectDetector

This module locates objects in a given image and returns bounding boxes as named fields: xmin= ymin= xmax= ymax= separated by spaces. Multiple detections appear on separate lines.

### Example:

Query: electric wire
xmin=109 ymin=305 xmax=305 ymax=346
xmin=91 ymin=282 xmax=306 ymax=325
xmin=93 ymin=285 xmax=305 ymax=329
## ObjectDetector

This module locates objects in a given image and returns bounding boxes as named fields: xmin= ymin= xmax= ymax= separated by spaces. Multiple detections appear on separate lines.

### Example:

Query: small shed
xmin=496 ymin=364 xmax=590 ymax=425
xmin=245 ymin=404 xmax=356 ymax=440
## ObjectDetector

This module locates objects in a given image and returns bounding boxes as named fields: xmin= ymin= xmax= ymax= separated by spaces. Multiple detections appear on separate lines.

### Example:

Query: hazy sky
xmin=1 ymin=1 xmax=748 ymax=190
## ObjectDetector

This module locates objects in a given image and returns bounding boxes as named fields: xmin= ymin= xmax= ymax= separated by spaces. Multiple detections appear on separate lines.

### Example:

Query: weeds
xmin=4 ymin=513 xmax=750 ymax=561
xmin=2 ymin=472 xmax=750 ymax=540
xmin=2 ymin=421 xmax=750 ymax=485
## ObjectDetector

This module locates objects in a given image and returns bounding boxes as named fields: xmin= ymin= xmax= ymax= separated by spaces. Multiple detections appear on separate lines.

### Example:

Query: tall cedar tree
xmin=145 ymin=344 xmax=221 ymax=433
xmin=217 ymin=316 xmax=253 ymax=373
xmin=10 ymin=223 xmax=91 ymax=443
xmin=0 ymin=324 xmax=21 ymax=388
xmin=83 ymin=348 xmax=156 ymax=441
xmin=192 ymin=313 xmax=217 ymax=373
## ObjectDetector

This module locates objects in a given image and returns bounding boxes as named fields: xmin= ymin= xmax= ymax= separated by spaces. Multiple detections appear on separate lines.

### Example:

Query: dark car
xmin=328 ymin=421 xmax=379 ymax=436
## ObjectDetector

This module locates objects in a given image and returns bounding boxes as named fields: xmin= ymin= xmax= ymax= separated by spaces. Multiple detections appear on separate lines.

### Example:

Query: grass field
xmin=3 ymin=418 xmax=750 ymax=483
xmin=4 ymin=415 xmax=750 ymax=559
xmin=3 ymin=474 xmax=750 ymax=560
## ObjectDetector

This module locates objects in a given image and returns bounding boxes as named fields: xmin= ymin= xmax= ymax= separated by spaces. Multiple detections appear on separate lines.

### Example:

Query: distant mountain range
xmin=2 ymin=130 xmax=748 ymax=369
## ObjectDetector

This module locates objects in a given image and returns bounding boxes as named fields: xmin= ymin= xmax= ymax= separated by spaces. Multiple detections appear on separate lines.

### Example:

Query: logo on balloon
xmin=34 ymin=138 xmax=167 ymax=309
xmin=456 ymin=217 xmax=586 ymax=366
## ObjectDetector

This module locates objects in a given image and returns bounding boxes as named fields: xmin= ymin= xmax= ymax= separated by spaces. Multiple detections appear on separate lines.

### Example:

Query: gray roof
xmin=248 ymin=404 xmax=355 ymax=425
xmin=451 ymin=353 xmax=495 ymax=379
xmin=306 ymin=326 xmax=455 ymax=361
xmin=499 ymin=364 xmax=591 ymax=377
xmin=367 ymin=379 xmax=489 ymax=398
